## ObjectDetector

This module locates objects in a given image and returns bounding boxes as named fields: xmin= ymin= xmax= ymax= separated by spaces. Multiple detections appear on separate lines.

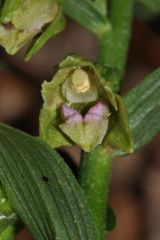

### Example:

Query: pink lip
xmin=61 ymin=101 xmax=109 ymax=125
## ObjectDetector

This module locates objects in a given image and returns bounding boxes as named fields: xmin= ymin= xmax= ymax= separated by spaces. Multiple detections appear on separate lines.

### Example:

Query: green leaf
xmin=106 ymin=206 xmax=116 ymax=232
xmin=0 ymin=185 xmax=18 ymax=240
xmin=61 ymin=0 xmax=111 ymax=34
xmin=125 ymin=68 xmax=160 ymax=151
xmin=98 ymin=0 xmax=133 ymax=91
xmin=0 ymin=123 xmax=97 ymax=240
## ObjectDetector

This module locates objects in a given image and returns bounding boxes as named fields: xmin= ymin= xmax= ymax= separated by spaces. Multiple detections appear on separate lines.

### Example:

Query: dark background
xmin=0 ymin=16 xmax=160 ymax=240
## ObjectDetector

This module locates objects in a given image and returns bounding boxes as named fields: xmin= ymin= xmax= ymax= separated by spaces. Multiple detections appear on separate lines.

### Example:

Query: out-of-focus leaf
xmin=0 ymin=123 xmax=97 ymax=240
xmin=61 ymin=0 xmax=111 ymax=34
xmin=124 ymin=68 xmax=160 ymax=151
xmin=135 ymin=0 xmax=160 ymax=21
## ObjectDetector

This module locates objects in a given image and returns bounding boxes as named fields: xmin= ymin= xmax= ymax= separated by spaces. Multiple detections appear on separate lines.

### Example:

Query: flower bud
xmin=0 ymin=0 xmax=65 ymax=60
xmin=40 ymin=55 xmax=133 ymax=152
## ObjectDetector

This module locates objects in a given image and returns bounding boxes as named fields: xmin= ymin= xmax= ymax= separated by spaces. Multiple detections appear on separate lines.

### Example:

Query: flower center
xmin=62 ymin=68 xmax=98 ymax=103
xmin=71 ymin=69 xmax=90 ymax=93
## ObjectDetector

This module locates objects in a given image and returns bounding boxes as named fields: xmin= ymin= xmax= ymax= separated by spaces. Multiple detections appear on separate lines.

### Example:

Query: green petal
xmin=25 ymin=5 xmax=65 ymax=61
xmin=40 ymin=67 xmax=72 ymax=148
xmin=104 ymin=95 xmax=133 ymax=153
xmin=39 ymin=109 xmax=71 ymax=148
xmin=42 ymin=68 xmax=70 ymax=109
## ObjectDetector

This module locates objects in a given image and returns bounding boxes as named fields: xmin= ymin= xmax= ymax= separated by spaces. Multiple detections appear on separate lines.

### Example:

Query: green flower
xmin=40 ymin=55 xmax=133 ymax=152
xmin=0 ymin=0 xmax=65 ymax=60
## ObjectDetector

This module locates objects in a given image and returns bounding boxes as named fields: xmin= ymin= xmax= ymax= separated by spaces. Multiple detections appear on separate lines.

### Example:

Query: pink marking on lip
xmin=84 ymin=101 xmax=109 ymax=123
xmin=61 ymin=104 xmax=83 ymax=124
xmin=66 ymin=114 xmax=83 ymax=124
xmin=61 ymin=104 xmax=79 ymax=120
xmin=61 ymin=101 xmax=109 ymax=125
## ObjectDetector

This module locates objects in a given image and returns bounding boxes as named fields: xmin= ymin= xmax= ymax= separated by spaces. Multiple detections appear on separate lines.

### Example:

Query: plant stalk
xmin=98 ymin=0 xmax=134 ymax=92
xmin=79 ymin=147 xmax=113 ymax=240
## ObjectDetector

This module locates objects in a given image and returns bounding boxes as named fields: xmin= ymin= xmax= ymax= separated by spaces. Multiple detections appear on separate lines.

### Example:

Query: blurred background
xmin=0 ymin=14 xmax=160 ymax=240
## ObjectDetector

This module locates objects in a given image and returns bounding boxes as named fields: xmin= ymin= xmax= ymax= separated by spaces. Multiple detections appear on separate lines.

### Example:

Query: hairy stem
xmin=98 ymin=0 xmax=134 ymax=92
xmin=79 ymin=147 xmax=113 ymax=240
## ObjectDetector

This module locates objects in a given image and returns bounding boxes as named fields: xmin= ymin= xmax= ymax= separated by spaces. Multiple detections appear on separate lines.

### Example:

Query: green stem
xmin=79 ymin=147 xmax=112 ymax=240
xmin=98 ymin=0 xmax=134 ymax=92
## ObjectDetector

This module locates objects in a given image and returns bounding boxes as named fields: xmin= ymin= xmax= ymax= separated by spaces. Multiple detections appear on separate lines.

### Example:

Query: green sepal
xmin=25 ymin=5 xmax=65 ymax=61
xmin=104 ymin=95 xmax=133 ymax=153
xmin=39 ymin=68 xmax=72 ymax=148
xmin=41 ymin=68 xmax=70 ymax=110
xmin=40 ymin=108 xmax=71 ymax=148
